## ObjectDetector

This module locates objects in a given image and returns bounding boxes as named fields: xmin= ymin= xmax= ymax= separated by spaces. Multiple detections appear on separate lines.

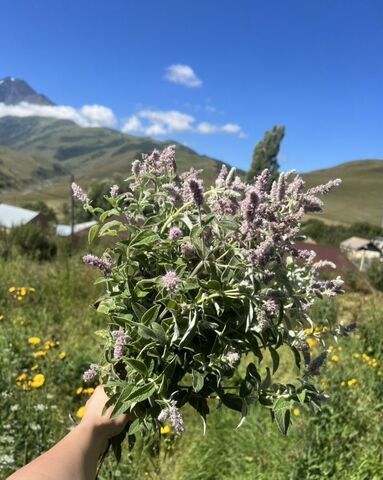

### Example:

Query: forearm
xmin=8 ymin=423 xmax=106 ymax=480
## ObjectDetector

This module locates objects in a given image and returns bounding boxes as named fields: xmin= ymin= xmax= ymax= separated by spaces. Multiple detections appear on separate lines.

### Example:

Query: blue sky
xmin=1 ymin=0 xmax=382 ymax=172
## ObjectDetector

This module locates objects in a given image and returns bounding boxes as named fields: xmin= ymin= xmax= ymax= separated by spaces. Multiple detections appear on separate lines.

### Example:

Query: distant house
xmin=56 ymin=220 xmax=97 ymax=240
xmin=372 ymin=236 xmax=383 ymax=253
xmin=294 ymin=242 xmax=357 ymax=273
xmin=340 ymin=236 xmax=381 ymax=271
xmin=0 ymin=203 xmax=47 ymax=230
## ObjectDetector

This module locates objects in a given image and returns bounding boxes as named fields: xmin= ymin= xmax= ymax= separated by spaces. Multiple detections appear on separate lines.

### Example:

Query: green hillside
xmin=302 ymin=159 xmax=383 ymax=226
xmin=1 ymin=116 xmax=382 ymax=226
xmin=0 ymin=116 xmax=234 ymax=210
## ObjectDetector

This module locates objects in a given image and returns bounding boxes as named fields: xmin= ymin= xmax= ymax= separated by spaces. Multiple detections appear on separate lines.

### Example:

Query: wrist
xmin=76 ymin=421 xmax=109 ymax=456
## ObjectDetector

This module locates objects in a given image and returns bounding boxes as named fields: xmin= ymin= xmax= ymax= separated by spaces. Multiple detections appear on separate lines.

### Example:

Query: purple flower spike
xmin=83 ymin=363 xmax=99 ymax=382
xmin=110 ymin=185 xmax=119 ymax=198
xmin=188 ymin=179 xmax=204 ymax=207
xmin=72 ymin=182 xmax=90 ymax=206
xmin=83 ymin=253 xmax=113 ymax=276
xmin=158 ymin=400 xmax=185 ymax=435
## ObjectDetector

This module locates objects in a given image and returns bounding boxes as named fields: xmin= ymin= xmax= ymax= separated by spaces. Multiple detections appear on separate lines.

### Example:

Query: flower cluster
xmin=83 ymin=364 xmax=99 ymax=383
xmin=73 ymin=145 xmax=344 ymax=442
xmin=83 ymin=254 xmax=113 ymax=277
xmin=158 ymin=401 xmax=185 ymax=435
xmin=8 ymin=286 xmax=35 ymax=302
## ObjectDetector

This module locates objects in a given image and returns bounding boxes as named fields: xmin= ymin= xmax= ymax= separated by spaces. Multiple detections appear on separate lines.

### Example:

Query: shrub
xmin=73 ymin=146 xmax=347 ymax=451
xmin=10 ymin=224 xmax=57 ymax=261
xmin=366 ymin=259 xmax=383 ymax=292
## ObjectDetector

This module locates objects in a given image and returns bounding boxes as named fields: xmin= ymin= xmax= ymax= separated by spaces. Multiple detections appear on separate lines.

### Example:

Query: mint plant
xmin=73 ymin=145 xmax=345 ymax=440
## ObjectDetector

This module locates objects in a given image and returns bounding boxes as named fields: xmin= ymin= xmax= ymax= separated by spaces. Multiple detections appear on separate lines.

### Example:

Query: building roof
xmin=0 ymin=203 xmax=40 ymax=228
xmin=56 ymin=220 xmax=97 ymax=237
xmin=294 ymin=242 xmax=357 ymax=272
xmin=340 ymin=236 xmax=372 ymax=251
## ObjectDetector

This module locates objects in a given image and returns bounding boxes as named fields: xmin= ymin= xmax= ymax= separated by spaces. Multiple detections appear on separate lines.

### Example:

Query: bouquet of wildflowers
xmin=73 ymin=145 xmax=345 ymax=440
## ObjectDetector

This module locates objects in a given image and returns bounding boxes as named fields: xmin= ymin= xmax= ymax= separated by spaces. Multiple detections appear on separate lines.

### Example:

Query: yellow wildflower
xmin=17 ymin=296 xmax=23 ymax=301
xmin=29 ymin=287 xmax=36 ymax=293
xmin=160 ymin=425 xmax=171 ymax=435
xmin=8 ymin=287 xmax=16 ymax=293
xmin=353 ymin=353 xmax=361 ymax=359
xmin=58 ymin=352 xmax=66 ymax=360
xmin=306 ymin=338 xmax=317 ymax=349
xmin=305 ymin=328 xmax=314 ymax=335
xmin=17 ymin=373 xmax=28 ymax=381
xmin=292 ymin=408 xmax=300 ymax=417
xmin=347 ymin=378 xmax=358 ymax=387
xmin=76 ymin=387 xmax=84 ymax=395
xmin=31 ymin=364 xmax=39 ymax=371
xmin=20 ymin=288 xmax=27 ymax=297
xmin=28 ymin=337 xmax=41 ymax=345
xmin=33 ymin=351 xmax=47 ymax=358
xmin=340 ymin=381 xmax=346 ymax=387
xmin=30 ymin=374 xmax=45 ymax=388
xmin=330 ymin=355 xmax=340 ymax=363
xmin=0 ymin=315 xmax=4 ymax=321
xmin=76 ymin=406 xmax=86 ymax=419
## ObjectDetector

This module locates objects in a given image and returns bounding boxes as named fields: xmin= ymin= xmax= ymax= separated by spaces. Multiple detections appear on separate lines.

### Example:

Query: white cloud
xmin=0 ymin=101 xmax=245 ymax=139
xmin=196 ymin=121 xmax=246 ymax=137
xmin=0 ymin=102 xmax=117 ymax=128
xmin=122 ymin=109 xmax=245 ymax=138
xmin=164 ymin=64 xmax=202 ymax=88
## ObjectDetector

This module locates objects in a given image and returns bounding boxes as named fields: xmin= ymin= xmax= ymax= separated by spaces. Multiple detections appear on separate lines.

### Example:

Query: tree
xmin=22 ymin=200 xmax=57 ymax=224
xmin=247 ymin=126 xmax=285 ymax=182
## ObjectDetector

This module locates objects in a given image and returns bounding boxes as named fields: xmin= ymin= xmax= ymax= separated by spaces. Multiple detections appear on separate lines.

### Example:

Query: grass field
xmin=302 ymin=159 xmax=383 ymax=226
xmin=1 ymin=254 xmax=383 ymax=479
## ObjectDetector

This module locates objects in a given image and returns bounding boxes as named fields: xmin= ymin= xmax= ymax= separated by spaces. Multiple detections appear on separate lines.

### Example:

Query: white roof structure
xmin=0 ymin=203 xmax=40 ymax=228
xmin=56 ymin=220 xmax=97 ymax=237
xmin=340 ymin=236 xmax=371 ymax=251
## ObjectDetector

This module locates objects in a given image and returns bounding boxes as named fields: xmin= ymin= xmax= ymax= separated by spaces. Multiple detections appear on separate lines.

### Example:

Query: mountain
xmin=0 ymin=116 xmax=231 ymax=210
xmin=0 ymin=77 xmax=54 ymax=105
xmin=302 ymin=160 xmax=383 ymax=226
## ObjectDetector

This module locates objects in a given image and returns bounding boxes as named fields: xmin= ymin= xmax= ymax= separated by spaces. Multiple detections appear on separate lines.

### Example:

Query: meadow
xmin=1 ymin=254 xmax=383 ymax=480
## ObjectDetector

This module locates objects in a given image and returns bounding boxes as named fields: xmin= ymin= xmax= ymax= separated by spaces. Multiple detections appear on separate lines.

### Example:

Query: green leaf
xmin=99 ymin=220 xmax=127 ymax=236
xmin=198 ymin=279 xmax=221 ymax=290
xmin=142 ymin=305 xmax=161 ymax=324
xmin=297 ymin=390 xmax=306 ymax=403
xmin=131 ymin=303 xmax=147 ymax=321
xmin=130 ymin=230 xmax=160 ymax=247
xmin=124 ymin=382 xmax=157 ymax=405
xmin=261 ymin=367 xmax=271 ymax=389
xmin=221 ymin=393 xmax=243 ymax=413
xmin=246 ymin=363 xmax=261 ymax=387
xmin=273 ymin=397 xmax=292 ymax=435
xmin=125 ymin=358 xmax=148 ymax=377
xmin=192 ymin=370 xmax=204 ymax=393
xmin=128 ymin=418 xmax=141 ymax=435
xmin=97 ymin=298 xmax=115 ymax=315
xmin=151 ymin=322 xmax=167 ymax=345
xmin=179 ymin=311 xmax=198 ymax=347
xmin=138 ymin=324 xmax=158 ymax=341
xmin=100 ymin=208 xmax=121 ymax=223
xmin=88 ymin=224 xmax=99 ymax=244
xmin=269 ymin=347 xmax=280 ymax=374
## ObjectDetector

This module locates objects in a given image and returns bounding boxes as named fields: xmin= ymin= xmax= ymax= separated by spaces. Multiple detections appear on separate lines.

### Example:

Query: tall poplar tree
xmin=247 ymin=126 xmax=285 ymax=182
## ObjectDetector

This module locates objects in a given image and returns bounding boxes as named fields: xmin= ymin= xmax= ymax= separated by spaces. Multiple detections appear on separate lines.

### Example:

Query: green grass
xmin=302 ymin=159 xmax=383 ymax=226
xmin=1 ymin=254 xmax=383 ymax=479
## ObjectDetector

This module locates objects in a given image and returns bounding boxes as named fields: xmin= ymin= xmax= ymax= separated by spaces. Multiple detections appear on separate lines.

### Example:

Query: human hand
xmin=80 ymin=385 xmax=133 ymax=442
